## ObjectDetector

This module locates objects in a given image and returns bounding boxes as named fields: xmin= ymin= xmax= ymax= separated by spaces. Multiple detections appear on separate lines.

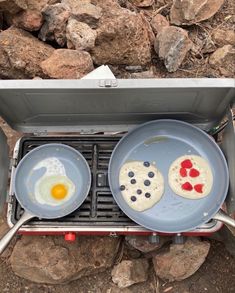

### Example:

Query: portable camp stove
xmin=0 ymin=78 xmax=233 ymax=241
xmin=6 ymin=135 xmax=223 ymax=239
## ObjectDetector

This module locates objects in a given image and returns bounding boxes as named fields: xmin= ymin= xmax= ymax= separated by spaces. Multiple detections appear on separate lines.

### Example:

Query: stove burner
xmin=11 ymin=136 xmax=135 ymax=226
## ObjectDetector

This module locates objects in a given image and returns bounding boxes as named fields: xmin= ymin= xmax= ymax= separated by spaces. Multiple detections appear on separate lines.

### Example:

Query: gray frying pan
xmin=108 ymin=119 xmax=235 ymax=233
xmin=0 ymin=144 xmax=91 ymax=254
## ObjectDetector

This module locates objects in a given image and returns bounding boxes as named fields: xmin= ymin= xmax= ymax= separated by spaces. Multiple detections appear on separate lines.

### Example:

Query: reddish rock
xmin=0 ymin=0 xmax=27 ymax=14
xmin=209 ymin=45 xmax=235 ymax=77
xmin=154 ymin=26 xmax=192 ymax=72
xmin=10 ymin=235 xmax=120 ymax=284
xmin=91 ymin=4 xmax=151 ymax=66
xmin=170 ymin=0 xmax=225 ymax=25
xmin=151 ymin=14 xmax=169 ymax=35
xmin=129 ymin=0 xmax=154 ymax=7
xmin=0 ymin=27 xmax=54 ymax=79
xmin=212 ymin=29 xmax=235 ymax=47
xmin=126 ymin=236 xmax=168 ymax=253
xmin=40 ymin=49 xmax=94 ymax=79
xmin=111 ymin=259 xmax=149 ymax=288
xmin=153 ymin=237 xmax=210 ymax=281
xmin=62 ymin=0 xmax=102 ymax=28
xmin=66 ymin=18 xmax=97 ymax=51
xmin=13 ymin=10 xmax=43 ymax=31
xmin=92 ymin=0 xmax=120 ymax=11
xmin=140 ymin=12 xmax=155 ymax=46
xmin=26 ymin=0 xmax=50 ymax=11
xmin=39 ymin=3 xmax=70 ymax=46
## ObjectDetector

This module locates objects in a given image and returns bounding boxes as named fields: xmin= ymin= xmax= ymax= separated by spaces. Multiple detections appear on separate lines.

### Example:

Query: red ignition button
xmin=64 ymin=232 xmax=76 ymax=242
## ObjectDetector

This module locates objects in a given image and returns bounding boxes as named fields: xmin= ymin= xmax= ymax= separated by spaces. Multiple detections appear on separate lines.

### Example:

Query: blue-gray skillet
xmin=0 ymin=144 xmax=91 ymax=254
xmin=108 ymin=119 xmax=235 ymax=233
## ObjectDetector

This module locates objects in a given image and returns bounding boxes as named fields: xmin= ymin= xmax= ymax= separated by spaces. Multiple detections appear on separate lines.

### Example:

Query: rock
xmin=154 ymin=26 xmax=192 ymax=72
xmin=0 ymin=27 xmax=54 ymax=79
xmin=39 ymin=3 xmax=70 ymax=46
xmin=26 ymin=0 xmax=50 ymax=11
xmin=129 ymin=0 xmax=154 ymax=7
xmin=152 ymin=237 xmax=210 ymax=281
xmin=212 ymin=29 xmax=235 ymax=47
xmin=170 ymin=0 xmax=225 ymax=25
xmin=151 ymin=14 xmax=169 ymax=35
xmin=140 ymin=12 xmax=155 ymax=46
xmin=0 ymin=0 xmax=27 ymax=14
xmin=111 ymin=259 xmax=149 ymax=288
xmin=13 ymin=10 xmax=43 ymax=31
xmin=91 ymin=4 xmax=151 ymax=66
xmin=209 ymin=45 xmax=235 ymax=77
xmin=66 ymin=18 xmax=97 ymax=51
xmin=10 ymin=235 xmax=120 ymax=284
xmin=40 ymin=49 xmax=94 ymax=79
xmin=125 ymin=235 xmax=169 ymax=253
xmin=92 ymin=0 xmax=120 ymax=11
xmin=62 ymin=0 xmax=102 ymax=28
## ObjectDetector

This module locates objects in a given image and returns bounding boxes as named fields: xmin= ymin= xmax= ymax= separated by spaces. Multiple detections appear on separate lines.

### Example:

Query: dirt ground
xmin=0 ymin=239 xmax=234 ymax=293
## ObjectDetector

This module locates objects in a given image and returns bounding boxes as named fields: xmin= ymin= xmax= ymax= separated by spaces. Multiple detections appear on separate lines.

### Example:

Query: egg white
xmin=35 ymin=175 xmax=75 ymax=206
xmin=33 ymin=157 xmax=75 ymax=206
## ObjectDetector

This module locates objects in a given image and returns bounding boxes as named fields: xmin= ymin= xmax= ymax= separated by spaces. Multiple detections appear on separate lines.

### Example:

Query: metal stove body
xmin=0 ymin=79 xmax=234 ymax=239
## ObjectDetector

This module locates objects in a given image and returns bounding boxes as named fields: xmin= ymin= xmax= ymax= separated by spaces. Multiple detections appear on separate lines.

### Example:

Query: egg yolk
xmin=51 ymin=184 xmax=68 ymax=200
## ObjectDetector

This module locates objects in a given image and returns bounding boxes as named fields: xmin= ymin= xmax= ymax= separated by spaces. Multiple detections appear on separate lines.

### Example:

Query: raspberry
xmin=181 ymin=159 xmax=193 ymax=169
xmin=179 ymin=168 xmax=187 ymax=177
xmin=189 ymin=168 xmax=200 ymax=177
xmin=194 ymin=184 xmax=203 ymax=193
xmin=181 ymin=182 xmax=193 ymax=191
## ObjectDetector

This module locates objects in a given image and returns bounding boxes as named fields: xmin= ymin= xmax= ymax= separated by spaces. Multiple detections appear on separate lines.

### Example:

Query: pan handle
xmin=0 ymin=211 xmax=35 ymax=255
xmin=213 ymin=209 xmax=235 ymax=228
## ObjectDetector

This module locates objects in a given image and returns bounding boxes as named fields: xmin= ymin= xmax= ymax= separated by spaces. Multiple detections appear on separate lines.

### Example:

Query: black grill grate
xmin=11 ymin=136 xmax=135 ymax=226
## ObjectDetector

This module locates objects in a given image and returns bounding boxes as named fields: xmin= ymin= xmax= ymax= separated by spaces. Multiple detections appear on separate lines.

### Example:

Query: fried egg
xmin=33 ymin=157 xmax=75 ymax=206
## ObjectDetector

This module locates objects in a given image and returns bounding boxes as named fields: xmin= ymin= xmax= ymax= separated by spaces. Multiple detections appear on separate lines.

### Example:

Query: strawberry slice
xmin=189 ymin=168 xmax=200 ymax=177
xmin=179 ymin=168 xmax=187 ymax=177
xmin=181 ymin=159 xmax=193 ymax=169
xmin=194 ymin=184 xmax=204 ymax=193
xmin=181 ymin=182 xmax=193 ymax=191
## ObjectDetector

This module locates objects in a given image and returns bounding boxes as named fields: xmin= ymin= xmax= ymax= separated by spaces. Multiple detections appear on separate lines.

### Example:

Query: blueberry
xmin=137 ymin=189 xmax=142 ymax=195
xmin=144 ymin=180 xmax=151 ymax=186
xmin=145 ymin=193 xmax=151 ymax=198
xmin=120 ymin=185 xmax=125 ymax=191
xmin=148 ymin=172 xmax=155 ymax=178
xmin=131 ymin=196 xmax=137 ymax=202
xmin=144 ymin=161 xmax=150 ymax=167
xmin=131 ymin=179 xmax=136 ymax=184
xmin=128 ymin=171 xmax=134 ymax=178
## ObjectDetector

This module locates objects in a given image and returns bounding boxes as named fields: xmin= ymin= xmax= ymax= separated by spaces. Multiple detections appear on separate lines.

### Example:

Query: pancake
xmin=119 ymin=161 xmax=164 ymax=211
xmin=168 ymin=155 xmax=213 ymax=199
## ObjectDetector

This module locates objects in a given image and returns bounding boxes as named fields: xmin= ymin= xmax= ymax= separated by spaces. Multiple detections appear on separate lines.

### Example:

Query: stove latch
xmin=99 ymin=80 xmax=118 ymax=88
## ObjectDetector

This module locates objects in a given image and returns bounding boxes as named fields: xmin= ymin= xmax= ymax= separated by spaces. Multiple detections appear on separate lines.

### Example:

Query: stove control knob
xmin=64 ymin=233 xmax=76 ymax=242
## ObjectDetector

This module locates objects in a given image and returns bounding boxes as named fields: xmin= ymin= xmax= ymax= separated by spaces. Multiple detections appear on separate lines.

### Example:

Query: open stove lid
xmin=0 ymin=78 xmax=234 ymax=133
